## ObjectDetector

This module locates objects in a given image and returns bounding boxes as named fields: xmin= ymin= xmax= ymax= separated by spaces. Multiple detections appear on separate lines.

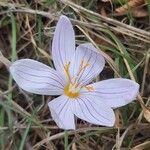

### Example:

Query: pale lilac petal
xmin=48 ymin=95 xmax=75 ymax=130
xmin=81 ymin=78 xmax=139 ymax=108
xmin=72 ymin=95 xmax=115 ymax=126
xmin=10 ymin=59 xmax=65 ymax=95
xmin=70 ymin=43 xmax=105 ymax=85
xmin=52 ymin=15 xmax=75 ymax=79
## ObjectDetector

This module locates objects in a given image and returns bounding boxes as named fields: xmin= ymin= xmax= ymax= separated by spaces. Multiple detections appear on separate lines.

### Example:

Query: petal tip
xmin=129 ymin=80 xmax=140 ymax=97
xmin=59 ymin=15 xmax=70 ymax=23
xmin=60 ymin=15 xmax=68 ymax=19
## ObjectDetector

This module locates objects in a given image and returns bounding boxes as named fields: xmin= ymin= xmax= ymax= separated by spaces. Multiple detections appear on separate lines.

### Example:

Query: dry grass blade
xmin=33 ymin=127 xmax=113 ymax=149
xmin=113 ymin=125 xmax=133 ymax=150
xmin=0 ymin=51 xmax=11 ymax=67
xmin=0 ymin=2 xmax=58 ymax=19
xmin=61 ymin=0 xmax=150 ymax=41
xmin=141 ymin=50 xmax=150 ymax=96
xmin=131 ymin=141 xmax=150 ymax=150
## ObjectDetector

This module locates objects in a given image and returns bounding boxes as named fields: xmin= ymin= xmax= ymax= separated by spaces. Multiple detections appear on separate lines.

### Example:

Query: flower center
xmin=64 ymin=83 xmax=80 ymax=98
xmin=63 ymin=60 xmax=93 ymax=98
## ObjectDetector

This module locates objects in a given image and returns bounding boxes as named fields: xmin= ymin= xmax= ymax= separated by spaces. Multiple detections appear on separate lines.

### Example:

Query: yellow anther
xmin=85 ymin=85 xmax=94 ymax=91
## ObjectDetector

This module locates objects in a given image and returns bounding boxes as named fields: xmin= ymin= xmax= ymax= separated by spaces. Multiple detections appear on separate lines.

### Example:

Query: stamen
xmin=64 ymin=62 xmax=71 ymax=82
xmin=77 ymin=60 xmax=89 ymax=77
xmin=85 ymin=85 xmax=94 ymax=91
xmin=71 ymin=77 xmax=78 ymax=87
xmin=63 ymin=60 xmax=92 ymax=99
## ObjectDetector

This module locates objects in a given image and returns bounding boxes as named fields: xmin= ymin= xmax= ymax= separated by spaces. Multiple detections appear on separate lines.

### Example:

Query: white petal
xmin=52 ymin=15 xmax=75 ymax=79
xmin=70 ymin=43 xmax=105 ymax=85
xmin=10 ymin=59 xmax=65 ymax=95
xmin=81 ymin=78 xmax=139 ymax=108
xmin=48 ymin=95 xmax=75 ymax=130
xmin=72 ymin=95 xmax=115 ymax=126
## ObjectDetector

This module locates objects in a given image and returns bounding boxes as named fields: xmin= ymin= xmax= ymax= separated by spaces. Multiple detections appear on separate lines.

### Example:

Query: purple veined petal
xmin=81 ymin=78 xmax=139 ymax=108
xmin=48 ymin=95 xmax=75 ymax=130
xmin=72 ymin=95 xmax=115 ymax=127
xmin=10 ymin=59 xmax=65 ymax=95
xmin=70 ymin=43 xmax=105 ymax=86
xmin=52 ymin=15 xmax=75 ymax=80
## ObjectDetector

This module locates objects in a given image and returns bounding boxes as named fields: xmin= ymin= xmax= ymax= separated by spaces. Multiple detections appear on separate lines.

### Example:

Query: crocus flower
xmin=10 ymin=15 xmax=139 ymax=130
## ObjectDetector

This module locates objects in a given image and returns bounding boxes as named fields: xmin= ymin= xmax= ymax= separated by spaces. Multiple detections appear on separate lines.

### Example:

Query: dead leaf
xmin=132 ymin=8 xmax=148 ymax=17
xmin=115 ymin=0 xmax=145 ymax=13
xmin=113 ymin=7 xmax=148 ymax=17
